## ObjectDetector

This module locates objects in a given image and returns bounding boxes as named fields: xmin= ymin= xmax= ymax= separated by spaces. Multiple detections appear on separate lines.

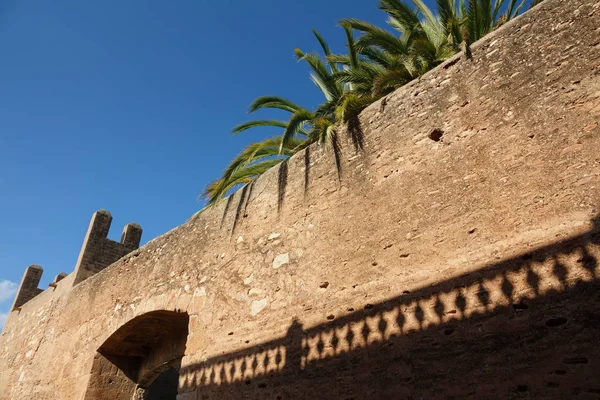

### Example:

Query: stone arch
xmin=84 ymin=310 xmax=189 ymax=400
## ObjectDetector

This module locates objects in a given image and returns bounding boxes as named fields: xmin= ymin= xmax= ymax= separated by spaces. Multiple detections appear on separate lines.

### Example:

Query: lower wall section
xmin=85 ymin=354 xmax=136 ymax=400
xmin=178 ymin=222 xmax=600 ymax=399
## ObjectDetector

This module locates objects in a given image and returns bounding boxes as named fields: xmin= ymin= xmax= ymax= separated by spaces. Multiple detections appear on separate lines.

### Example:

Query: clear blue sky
xmin=1 ymin=0 xmax=533 ymax=326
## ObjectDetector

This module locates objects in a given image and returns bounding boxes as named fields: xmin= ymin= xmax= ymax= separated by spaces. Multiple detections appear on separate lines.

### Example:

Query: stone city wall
xmin=1 ymin=0 xmax=599 ymax=398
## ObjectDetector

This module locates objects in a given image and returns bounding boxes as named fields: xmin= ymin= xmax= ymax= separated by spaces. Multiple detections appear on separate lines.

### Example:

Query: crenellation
xmin=72 ymin=210 xmax=143 ymax=285
xmin=11 ymin=264 xmax=44 ymax=310
xmin=52 ymin=273 xmax=68 ymax=284
xmin=5 ymin=210 xmax=141 ymax=312
xmin=121 ymin=222 xmax=142 ymax=249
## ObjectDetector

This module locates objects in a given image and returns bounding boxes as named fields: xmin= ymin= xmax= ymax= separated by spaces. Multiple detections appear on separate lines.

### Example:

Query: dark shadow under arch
xmin=146 ymin=367 xmax=179 ymax=400
xmin=85 ymin=310 xmax=189 ymax=400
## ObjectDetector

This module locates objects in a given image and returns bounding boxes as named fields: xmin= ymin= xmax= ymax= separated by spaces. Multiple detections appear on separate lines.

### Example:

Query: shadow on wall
xmin=178 ymin=214 xmax=600 ymax=399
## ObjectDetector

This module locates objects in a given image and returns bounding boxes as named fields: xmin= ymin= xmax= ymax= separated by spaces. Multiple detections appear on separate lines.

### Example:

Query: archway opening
xmin=85 ymin=310 xmax=189 ymax=400
xmin=145 ymin=367 xmax=179 ymax=399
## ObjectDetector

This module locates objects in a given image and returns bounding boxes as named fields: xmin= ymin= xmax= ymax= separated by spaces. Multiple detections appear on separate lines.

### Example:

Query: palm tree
xmin=338 ymin=0 xmax=528 ymax=95
xmin=201 ymin=0 xmax=532 ymax=206
xmin=229 ymin=28 xmax=344 ymax=153
xmin=338 ymin=3 xmax=455 ymax=96
xmin=202 ymin=29 xmax=376 ymax=205
xmin=327 ymin=27 xmax=415 ymax=98
xmin=201 ymin=136 xmax=307 ymax=205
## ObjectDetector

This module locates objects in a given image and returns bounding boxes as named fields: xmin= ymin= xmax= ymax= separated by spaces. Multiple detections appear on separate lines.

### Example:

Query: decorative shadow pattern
xmin=178 ymin=215 xmax=600 ymax=399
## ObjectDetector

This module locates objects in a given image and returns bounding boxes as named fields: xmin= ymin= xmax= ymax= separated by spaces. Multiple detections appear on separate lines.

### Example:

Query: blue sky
xmin=0 ymin=0 xmax=534 ymax=327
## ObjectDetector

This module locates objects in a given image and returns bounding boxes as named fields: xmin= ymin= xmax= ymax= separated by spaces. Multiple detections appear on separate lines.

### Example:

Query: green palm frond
xmin=232 ymin=120 xmax=288 ymax=135
xmin=247 ymin=96 xmax=304 ymax=113
xmin=295 ymin=49 xmax=344 ymax=101
xmin=492 ymin=0 xmax=506 ymax=23
xmin=203 ymin=158 xmax=285 ymax=205
xmin=467 ymin=0 xmax=482 ymax=41
xmin=327 ymin=53 xmax=353 ymax=66
xmin=513 ymin=0 xmax=528 ymax=16
xmin=335 ymin=93 xmax=373 ymax=123
xmin=411 ymin=0 xmax=439 ymax=31
xmin=437 ymin=0 xmax=457 ymax=31
xmin=314 ymin=99 xmax=338 ymax=117
xmin=312 ymin=29 xmax=340 ymax=74
xmin=360 ymin=47 xmax=395 ymax=68
xmin=372 ymin=66 xmax=413 ymax=96
xmin=232 ymin=119 xmax=309 ymax=137
xmin=220 ymin=137 xmax=299 ymax=181
xmin=282 ymin=109 xmax=316 ymax=151
xmin=312 ymin=29 xmax=332 ymax=56
xmin=202 ymin=135 xmax=308 ymax=204
xmin=340 ymin=18 xmax=409 ymax=54
xmin=343 ymin=26 xmax=360 ymax=69
xmin=333 ymin=65 xmax=385 ymax=96
xmin=379 ymin=0 xmax=421 ymax=35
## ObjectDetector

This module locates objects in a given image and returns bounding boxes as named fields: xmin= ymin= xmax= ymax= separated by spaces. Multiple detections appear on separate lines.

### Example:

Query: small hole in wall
xmin=554 ymin=370 xmax=566 ymax=375
xmin=444 ymin=328 xmax=455 ymax=336
xmin=545 ymin=317 xmax=567 ymax=327
xmin=228 ymin=332 xmax=234 ymax=335
xmin=429 ymin=128 xmax=444 ymax=142
xmin=258 ymin=383 xmax=267 ymax=389
xmin=347 ymin=307 xmax=355 ymax=312
xmin=320 ymin=282 xmax=330 ymax=289
xmin=403 ymin=290 xmax=410 ymax=295
xmin=245 ymin=380 xmax=251 ymax=385
xmin=327 ymin=314 xmax=335 ymax=320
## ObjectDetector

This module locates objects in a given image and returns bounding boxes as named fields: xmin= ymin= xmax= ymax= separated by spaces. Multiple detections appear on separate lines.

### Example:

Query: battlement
xmin=10 ymin=265 xmax=44 ymax=311
xmin=9 ymin=210 xmax=142 ymax=311
xmin=73 ymin=209 xmax=142 ymax=285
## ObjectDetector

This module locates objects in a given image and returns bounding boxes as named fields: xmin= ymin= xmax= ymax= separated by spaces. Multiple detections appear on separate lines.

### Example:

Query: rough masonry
xmin=1 ymin=0 xmax=600 ymax=398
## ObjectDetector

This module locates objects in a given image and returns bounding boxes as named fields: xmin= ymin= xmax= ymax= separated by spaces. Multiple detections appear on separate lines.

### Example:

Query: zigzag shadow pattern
xmin=179 ymin=215 xmax=600 ymax=399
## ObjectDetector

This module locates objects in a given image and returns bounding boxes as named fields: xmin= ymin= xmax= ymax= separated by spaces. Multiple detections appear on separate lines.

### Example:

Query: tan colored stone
xmin=272 ymin=253 xmax=289 ymax=269
xmin=251 ymin=298 xmax=269 ymax=317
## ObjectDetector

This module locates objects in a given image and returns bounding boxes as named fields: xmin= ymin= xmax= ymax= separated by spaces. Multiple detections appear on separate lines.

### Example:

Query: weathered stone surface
xmin=272 ymin=253 xmax=289 ymax=269
xmin=251 ymin=298 xmax=269 ymax=317
xmin=1 ymin=0 xmax=600 ymax=399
